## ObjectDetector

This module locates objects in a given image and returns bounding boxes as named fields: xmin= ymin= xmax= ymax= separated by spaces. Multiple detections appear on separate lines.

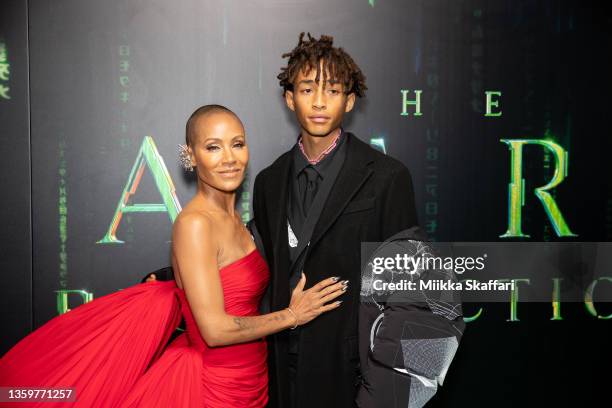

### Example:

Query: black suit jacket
xmin=253 ymin=133 xmax=420 ymax=408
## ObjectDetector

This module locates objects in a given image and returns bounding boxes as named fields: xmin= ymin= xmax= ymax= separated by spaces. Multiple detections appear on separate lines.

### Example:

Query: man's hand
xmin=140 ymin=266 xmax=174 ymax=283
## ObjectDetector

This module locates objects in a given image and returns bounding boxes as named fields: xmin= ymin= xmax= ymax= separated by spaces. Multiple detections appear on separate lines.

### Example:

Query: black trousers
xmin=288 ymin=328 xmax=300 ymax=408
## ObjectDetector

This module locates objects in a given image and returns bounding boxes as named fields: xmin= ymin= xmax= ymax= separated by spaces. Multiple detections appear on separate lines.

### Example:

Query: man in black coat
xmin=252 ymin=33 xmax=463 ymax=408
xmin=147 ymin=32 xmax=463 ymax=408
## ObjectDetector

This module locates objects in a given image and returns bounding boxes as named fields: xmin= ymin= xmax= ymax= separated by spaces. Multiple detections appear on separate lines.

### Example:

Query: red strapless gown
xmin=0 ymin=249 xmax=269 ymax=408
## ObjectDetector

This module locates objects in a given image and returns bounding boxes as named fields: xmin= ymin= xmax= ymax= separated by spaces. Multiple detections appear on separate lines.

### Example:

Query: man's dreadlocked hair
xmin=277 ymin=33 xmax=367 ymax=97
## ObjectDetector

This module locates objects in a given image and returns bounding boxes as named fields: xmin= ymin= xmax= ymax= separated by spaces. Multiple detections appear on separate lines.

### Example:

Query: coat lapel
xmin=265 ymin=153 xmax=293 ymax=306
xmin=309 ymin=133 xmax=375 ymax=250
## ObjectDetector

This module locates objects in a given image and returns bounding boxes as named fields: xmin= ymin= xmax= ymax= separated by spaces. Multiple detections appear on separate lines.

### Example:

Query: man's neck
xmin=300 ymin=128 xmax=342 ymax=162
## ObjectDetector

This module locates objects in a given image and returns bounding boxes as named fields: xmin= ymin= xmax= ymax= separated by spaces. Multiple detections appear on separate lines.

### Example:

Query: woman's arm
xmin=172 ymin=212 xmax=345 ymax=347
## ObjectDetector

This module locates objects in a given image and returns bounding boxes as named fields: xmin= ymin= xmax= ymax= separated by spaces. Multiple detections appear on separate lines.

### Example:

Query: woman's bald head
xmin=185 ymin=104 xmax=243 ymax=147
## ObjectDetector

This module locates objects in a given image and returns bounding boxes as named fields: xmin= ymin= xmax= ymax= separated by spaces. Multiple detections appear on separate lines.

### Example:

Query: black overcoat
xmin=253 ymin=132 xmax=419 ymax=408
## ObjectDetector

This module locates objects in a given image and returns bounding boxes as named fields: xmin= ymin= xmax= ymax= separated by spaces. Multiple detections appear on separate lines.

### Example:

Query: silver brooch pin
xmin=287 ymin=220 xmax=298 ymax=248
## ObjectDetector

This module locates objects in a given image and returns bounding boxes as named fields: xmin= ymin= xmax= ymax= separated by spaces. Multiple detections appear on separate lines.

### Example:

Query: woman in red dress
xmin=0 ymin=105 xmax=346 ymax=407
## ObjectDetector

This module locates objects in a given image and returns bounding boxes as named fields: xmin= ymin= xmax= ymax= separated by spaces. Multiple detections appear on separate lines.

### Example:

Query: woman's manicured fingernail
xmin=331 ymin=276 xmax=340 ymax=282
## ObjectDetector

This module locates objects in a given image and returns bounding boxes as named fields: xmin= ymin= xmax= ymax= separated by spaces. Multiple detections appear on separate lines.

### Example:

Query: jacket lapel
xmin=265 ymin=153 xmax=293 ymax=306
xmin=309 ymin=133 xmax=375 ymax=250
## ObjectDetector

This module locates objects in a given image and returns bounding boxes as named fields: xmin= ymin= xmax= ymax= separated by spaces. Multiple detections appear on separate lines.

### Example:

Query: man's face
xmin=284 ymin=60 xmax=355 ymax=139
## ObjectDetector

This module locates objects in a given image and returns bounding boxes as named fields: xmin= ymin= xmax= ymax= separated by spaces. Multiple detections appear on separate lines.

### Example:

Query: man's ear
xmin=284 ymin=90 xmax=296 ymax=112
xmin=344 ymin=92 xmax=356 ymax=113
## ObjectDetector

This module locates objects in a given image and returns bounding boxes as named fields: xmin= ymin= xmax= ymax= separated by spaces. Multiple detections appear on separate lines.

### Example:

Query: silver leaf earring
xmin=178 ymin=144 xmax=194 ymax=172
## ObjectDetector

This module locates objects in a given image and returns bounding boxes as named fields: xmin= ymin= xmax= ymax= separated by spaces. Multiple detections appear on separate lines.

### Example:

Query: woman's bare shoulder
xmin=172 ymin=207 xmax=217 ymax=246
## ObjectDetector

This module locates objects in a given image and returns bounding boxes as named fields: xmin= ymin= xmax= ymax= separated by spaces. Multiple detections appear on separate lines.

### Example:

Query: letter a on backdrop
xmin=97 ymin=136 xmax=182 ymax=244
